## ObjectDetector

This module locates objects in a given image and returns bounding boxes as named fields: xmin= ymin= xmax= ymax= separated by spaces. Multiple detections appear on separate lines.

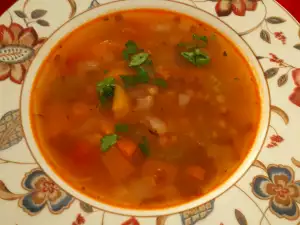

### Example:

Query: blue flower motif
xmin=19 ymin=168 xmax=74 ymax=215
xmin=180 ymin=200 xmax=214 ymax=225
xmin=252 ymin=164 xmax=300 ymax=220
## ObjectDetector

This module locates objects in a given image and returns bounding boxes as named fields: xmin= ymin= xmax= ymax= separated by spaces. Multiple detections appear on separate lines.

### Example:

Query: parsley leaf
xmin=193 ymin=34 xmax=208 ymax=43
xmin=129 ymin=53 xmax=149 ymax=67
xmin=139 ymin=136 xmax=150 ymax=156
xmin=120 ymin=67 xmax=150 ymax=88
xmin=144 ymin=58 xmax=153 ymax=65
xmin=101 ymin=134 xmax=119 ymax=152
xmin=153 ymin=78 xmax=167 ymax=88
xmin=120 ymin=75 xmax=137 ymax=88
xmin=126 ymin=40 xmax=138 ymax=53
xmin=115 ymin=123 xmax=129 ymax=133
xmin=104 ymin=69 xmax=109 ymax=74
xmin=96 ymin=77 xmax=115 ymax=105
xmin=135 ymin=67 xmax=149 ymax=83
xmin=181 ymin=48 xmax=210 ymax=67
xmin=123 ymin=40 xmax=138 ymax=60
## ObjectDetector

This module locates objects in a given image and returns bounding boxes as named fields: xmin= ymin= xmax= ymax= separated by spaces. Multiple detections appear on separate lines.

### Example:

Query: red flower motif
xmin=274 ymin=31 xmax=286 ymax=44
xmin=269 ymin=53 xmax=284 ymax=65
xmin=0 ymin=23 xmax=46 ymax=84
xmin=72 ymin=214 xmax=85 ymax=225
xmin=270 ymin=135 xmax=284 ymax=143
xmin=215 ymin=0 xmax=258 ymax=17
xmin=266 ymin=135 xmax=284 ymax=148
xmin=289 ymin=69 xmax=300 ymax=107
xmin=121 ymin=217 xmax=140 ymax=225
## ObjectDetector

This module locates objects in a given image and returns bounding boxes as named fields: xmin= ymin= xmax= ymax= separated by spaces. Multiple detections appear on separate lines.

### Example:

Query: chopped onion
xmin=153 ymin=24 xmax=171 ymax=32
xmin=147 ymin=116 xmax=167 ymax=134
xmin=178 ymin=93 xmax=191 ymax=106
xmin=135 ymin=96 xmax=154 ymax=111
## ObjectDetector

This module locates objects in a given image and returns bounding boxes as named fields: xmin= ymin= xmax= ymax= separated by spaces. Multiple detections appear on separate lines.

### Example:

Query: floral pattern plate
xmin=0 ymin=0 xmax=299 ymax=224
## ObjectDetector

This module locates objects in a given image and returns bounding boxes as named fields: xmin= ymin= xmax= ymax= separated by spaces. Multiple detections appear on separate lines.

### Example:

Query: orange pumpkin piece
xmin=186 ymin=165 xmax=206 ymax=181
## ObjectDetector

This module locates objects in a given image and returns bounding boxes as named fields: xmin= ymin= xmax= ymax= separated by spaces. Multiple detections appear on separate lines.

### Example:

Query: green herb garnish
xmin=129 ymin=53 xmax=149 ymax=67
xmin=144 ymin=58 xmax=153 ymax=65
xmin=177 ymin=42 xmax=198 ymax=50
xmin=104 ymin=69 xmax=109 ymax=74
xmin=121 ymin=40 xmax=166 ymax=88
xmin=139 ymin=136 xmax=150 ymax=156
xmin=153 ymin=78 xmax=167 ymax=88
xmin=115 ymin=123 xmax=129 ymax=133
xmin=96 ymin=77 xmax=115 ymax=105
xmin=122 ymin=40 xmax=138 ymax=60
xmin=181 ymin=48 xmax=210 ymax=67
xmin=135 ymin=67 xmax=149 ymax=83
xmin=120 ymin=67 xmax=150 ymax=88
xmin=120 ymin=75 xmax=137 ymax=88
xmin=101 ymin=134 xmax=119 ymax=152
xmin=193 ymin=34 xmax=208 ymax=43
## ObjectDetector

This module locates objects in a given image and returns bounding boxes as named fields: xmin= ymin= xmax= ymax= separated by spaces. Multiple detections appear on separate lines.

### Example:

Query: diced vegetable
xmin=147 ymin=86 xmax=159 ymax=95
xmin=138 ymin=136 xmax=150 ymax=156
xmin=117 ymin=137 xmax=137 ymax=158
xmin=142 ymin=160 xmax=177 ymax=184
xmin=156 ymin=66 xmax=171 ymax=80
xmin=159 ymin=134 xmax=178 ymax=146
xmin=115 ymin=123 xmax=129 ymax=133
xmin=135 ymin=96 xmax=154 ymax=111
xmin=178 ymin=93 xmax=191 ymax=106
xmin=112 ymin=84 xmax=130 ymax=119
xmin=100 ymin=134 xmax=119 ymax=152
xmin=129 ymin=53 xmax=149 ymax=67
xmin=186 ymin=165 xmax=206 ymax=181
xmin=84 ymin=133 xmax=103 ymax=146
xmin=127 ymin=177 xmax=156 ymax=200
xmin=147 ymin=117 xmax=167 ymax=134
xmin=101 ymin=147 xmax=135 ymax=183
xmin=72 ymin=140 xmax=92 ymax=163
xmin=153 ymin=23 xmax=172 ymax=32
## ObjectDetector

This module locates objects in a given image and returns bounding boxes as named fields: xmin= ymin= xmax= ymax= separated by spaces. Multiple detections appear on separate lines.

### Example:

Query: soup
xmin=30 ymin=9 xmax=260 ymax=209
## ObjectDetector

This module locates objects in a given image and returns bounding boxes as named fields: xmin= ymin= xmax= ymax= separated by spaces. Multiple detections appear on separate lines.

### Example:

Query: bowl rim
xmin=20 ymin=0 xmax=271 ymax=217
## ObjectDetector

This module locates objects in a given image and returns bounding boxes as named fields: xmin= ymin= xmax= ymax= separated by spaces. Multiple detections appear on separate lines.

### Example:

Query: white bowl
xmin=21 ymin=0 xmax=270 ymax=217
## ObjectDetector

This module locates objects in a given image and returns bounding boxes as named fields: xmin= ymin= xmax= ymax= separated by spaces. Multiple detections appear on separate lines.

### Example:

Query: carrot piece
xmin=155 ymin=66 xmax=171 ymax=80
xmin=72 ymin=140 xmax=97 ymax=165
xmin=112 ymin=84 xmax=130 ymax=119
xmin=101 ymin=147 xmax=135 ymax=183
xmin=186 ymin=165 xmax=206 ymax=181
xmin=117 ymin=138 xmax=137 ymax=158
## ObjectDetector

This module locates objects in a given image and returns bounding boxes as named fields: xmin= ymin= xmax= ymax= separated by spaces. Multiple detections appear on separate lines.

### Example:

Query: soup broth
xmin=30 ymin=9 xmax=260 ymax=209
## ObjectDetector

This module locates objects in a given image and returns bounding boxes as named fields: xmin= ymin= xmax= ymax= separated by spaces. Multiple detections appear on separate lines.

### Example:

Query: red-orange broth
xmin=30 ymin=9 xmax=261 ymax=209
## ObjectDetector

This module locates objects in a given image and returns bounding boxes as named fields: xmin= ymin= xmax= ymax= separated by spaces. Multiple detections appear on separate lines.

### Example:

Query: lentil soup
xmin=30 ymin=9 xmax=261 ymax=209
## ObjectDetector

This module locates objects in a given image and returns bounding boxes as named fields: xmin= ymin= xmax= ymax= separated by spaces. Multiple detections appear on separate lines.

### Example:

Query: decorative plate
xmin=0 ymin=0 xmax=299 ymax=224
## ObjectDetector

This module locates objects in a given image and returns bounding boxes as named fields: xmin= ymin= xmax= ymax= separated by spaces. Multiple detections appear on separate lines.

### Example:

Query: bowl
xmin=20 ymin=0 xmax=270 ymax=217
